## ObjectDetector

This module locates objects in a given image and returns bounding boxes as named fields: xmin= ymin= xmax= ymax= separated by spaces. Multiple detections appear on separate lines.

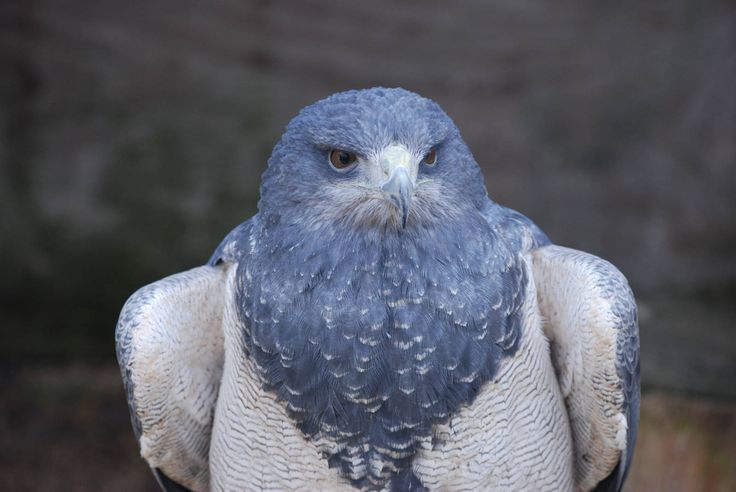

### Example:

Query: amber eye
xmin=329 ymin=149 xmax=358 ymax=170
xmin=423 ymin=148 xmax=437 ymax=166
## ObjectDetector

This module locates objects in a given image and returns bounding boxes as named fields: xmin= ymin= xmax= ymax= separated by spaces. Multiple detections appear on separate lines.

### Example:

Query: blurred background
xmin=1 ymin=1 xmax=735 ymax=490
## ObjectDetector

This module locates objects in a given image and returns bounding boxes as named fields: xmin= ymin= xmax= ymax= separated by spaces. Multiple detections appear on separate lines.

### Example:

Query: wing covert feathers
xmin=531 ymin=245 xmax=640 ymax=492
xmin=115 ymin=265 xmax=229 ymax=492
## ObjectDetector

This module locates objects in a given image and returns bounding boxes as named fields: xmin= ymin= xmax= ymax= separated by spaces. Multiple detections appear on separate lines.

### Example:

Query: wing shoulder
xmin=531 ymin=245 xmax=640 ymax=492
xmin=115 ymin=264 xmax=231 ymax=492
xmin=480 ymin=200 xmax=551 ymax=253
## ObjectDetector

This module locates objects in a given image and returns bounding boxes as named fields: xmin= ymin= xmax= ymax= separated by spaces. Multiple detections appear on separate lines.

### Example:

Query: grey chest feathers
xmin=235 ymin=218 xmax=528 ymax=490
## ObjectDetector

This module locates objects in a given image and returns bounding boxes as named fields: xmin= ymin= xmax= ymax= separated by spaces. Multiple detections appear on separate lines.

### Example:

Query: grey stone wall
xmin=1 ymin=0 xmax=734 ymax=394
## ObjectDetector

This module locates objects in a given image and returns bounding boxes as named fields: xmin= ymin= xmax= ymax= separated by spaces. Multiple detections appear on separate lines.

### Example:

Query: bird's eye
xmin=329 ymin=149 xmax=358 ymax=170
xmin=423 ymin=148 xmax=437 ymax=166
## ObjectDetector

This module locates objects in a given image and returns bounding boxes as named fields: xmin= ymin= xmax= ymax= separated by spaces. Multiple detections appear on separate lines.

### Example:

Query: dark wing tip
xmin=154 ymin=468 xmax=194 ymax=492
xmin=592 ymin=460 xmax=623 ymax=492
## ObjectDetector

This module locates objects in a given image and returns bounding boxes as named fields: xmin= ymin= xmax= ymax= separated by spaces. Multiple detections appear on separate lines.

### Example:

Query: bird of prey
xmin=116 ymin=88 xmax=639 ymax=492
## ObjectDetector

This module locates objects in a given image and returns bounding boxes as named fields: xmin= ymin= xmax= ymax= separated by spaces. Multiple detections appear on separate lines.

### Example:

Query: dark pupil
xmin=339 ymin=151 xmax=351 ymax=165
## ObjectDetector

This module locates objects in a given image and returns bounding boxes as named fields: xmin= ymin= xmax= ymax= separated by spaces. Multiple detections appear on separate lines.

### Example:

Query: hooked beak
xmin=382 ymin=166 xmax=413 ymax=228
xmin=379 ymin=145 xmax=416 ymax=228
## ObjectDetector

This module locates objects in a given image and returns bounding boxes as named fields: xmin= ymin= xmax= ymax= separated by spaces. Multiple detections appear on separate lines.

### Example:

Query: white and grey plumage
xmin=116 ymin=88 xmax=639 ymax=492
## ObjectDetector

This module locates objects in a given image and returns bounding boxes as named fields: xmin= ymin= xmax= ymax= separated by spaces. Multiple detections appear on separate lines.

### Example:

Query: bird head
xmin=259 ymin=88 xmax=488 ymax=234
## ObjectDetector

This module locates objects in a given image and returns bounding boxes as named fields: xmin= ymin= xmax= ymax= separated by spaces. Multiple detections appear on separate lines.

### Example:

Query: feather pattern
xmin=531 ymin=245 xmax=640 ymax=492
xmin=115 ymin=265 xmax=228 ymax=491
xmin=233 ymin=208 xmax=527 ymax=489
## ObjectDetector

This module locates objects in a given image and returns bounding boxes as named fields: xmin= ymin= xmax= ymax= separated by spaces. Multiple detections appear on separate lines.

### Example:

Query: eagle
xmin=116 ymin=87 xmax=639 ymax=492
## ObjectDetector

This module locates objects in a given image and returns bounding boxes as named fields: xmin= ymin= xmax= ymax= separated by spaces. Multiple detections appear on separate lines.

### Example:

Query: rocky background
xmin=1 ymin=0 xmax=735 ymax=490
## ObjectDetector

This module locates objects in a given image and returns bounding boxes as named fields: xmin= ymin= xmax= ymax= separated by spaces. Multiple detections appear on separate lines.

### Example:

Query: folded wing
xmin=531 ymin=245 xmax=640 ymax=492
xmin=115 ymin=265 xmax=229 ymax=492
